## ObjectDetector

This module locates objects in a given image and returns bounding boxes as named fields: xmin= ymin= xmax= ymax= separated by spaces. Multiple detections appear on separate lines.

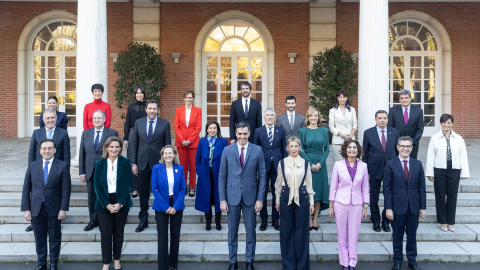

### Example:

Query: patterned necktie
xmin=404 ymin=160 xmax=409 ymax=183
xmin=47 ymin=130 xmax=53 ymax=139
xmin=289 ymin=114 xmax=294 ymax=130
xmin=404 ymin=108 xmax=409 ymax=125
xmin=43 ymin=161 xmax=50 ymax=186
xmin=94 ymin=131 xmax=101 ymax=151
xmin=148 ymin=120 xmax=154 ymax=142
xmin=268 ymin=127 xmax=273 ymax=146
xmin=240 ymin=147 xmax=245 ymax=169
xmin=244 ymin=100 xmax=249 ymax=119
xmin=381 ymin=129 xmax=386 ymax=151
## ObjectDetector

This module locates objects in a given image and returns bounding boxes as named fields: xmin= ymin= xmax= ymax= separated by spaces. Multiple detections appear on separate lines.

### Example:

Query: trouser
xmin=279 ymin=186 xmax=310 ymax=270
xmin=86 ymin=174 xmax=97 ymax=223
xmin=433 ymin=161 xmax=461 ymax=225
xmin=370 ymin=178 xmax=389 ymax=225
xmin=227 ymin=199 xmax=256 ymax=263
xmin=31 ymin=203 xmax=62 ymax=266
xmin=177 ymin=147 xmax=197 ymax=188
xmin=260 ymin=162 xmax=279 ymax=222
xmin=156 ymin=197 xmax=183 ymax=270
xmin=138 ymin=164 xmax=152 ymax=223
xmin=97 ymin=193 xmax=128 ymax=264
xmin=392 ymin=210 xmax=419 ymax=264
xmin=330 ymin=144 xmax=344 ymax=162
xmin=333 ymin=202 xmax=363 ymax=267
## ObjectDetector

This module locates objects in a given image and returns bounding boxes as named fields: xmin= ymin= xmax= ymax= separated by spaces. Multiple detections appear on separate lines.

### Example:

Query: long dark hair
xmin=204 ymin=121 xmax=223 ymax=138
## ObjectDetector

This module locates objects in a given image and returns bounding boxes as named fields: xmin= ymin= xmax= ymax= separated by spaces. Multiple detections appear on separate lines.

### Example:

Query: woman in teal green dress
xmin=298 ymin=108 xmax=330 ymax=230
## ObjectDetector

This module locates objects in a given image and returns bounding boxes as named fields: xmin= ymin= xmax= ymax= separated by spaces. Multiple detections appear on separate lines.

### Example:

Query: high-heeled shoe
xmin=131 ymin=191 xmax=138 ymax=198
xmin=448 ymin=226 xmax=455 ymax=232
xmin=440 ymin=226 xmax=448 ymax=232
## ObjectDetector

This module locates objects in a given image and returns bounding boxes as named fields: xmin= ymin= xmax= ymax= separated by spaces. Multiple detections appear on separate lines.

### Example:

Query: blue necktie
xmin=47 ymin=130 xmax=53 ymax=139
xmin=94 ymin=131 xmax=101 ymax=151
xmin=268 ymin=127 xmax=273 ymax=146
xmin=148 ymin=120 xmax=154 ymax=142
xmin=43 ymin=161 xmax=50 ymax=202
xmin=244 ymin=100 xmax=249 ymax=119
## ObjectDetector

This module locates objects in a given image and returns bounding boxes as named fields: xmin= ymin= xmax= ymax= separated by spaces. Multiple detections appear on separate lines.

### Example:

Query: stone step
xmin=0 ymin=241 xmax=479 ymax=263
xmin=3 ymin=206 xmax=480 ymax=224
xmin=1 ymin=223 xmax=478 ymax=243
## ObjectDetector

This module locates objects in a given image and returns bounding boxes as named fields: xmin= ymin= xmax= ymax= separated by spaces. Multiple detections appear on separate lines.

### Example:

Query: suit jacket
xmin=362 ymin=126 xmax=399 ymax=180
xmin=39 ymin=111 xmax=68 ymax=130
xmin=229 ymin=98 xmax=262 ymax=142
xmin=28 ymin=127 xmax=71 ymax=166
xmin=21 ymin=159 xmax=71 ymax=217
xmin=79 ymin=127 xmax=118 ymax=180
xmin=130 ymin=116 xmax=172 ymax=171
xmin=151 ymin=163 xmax=186 ymax=212
xmin=388 ymin=105 xmax=424 ymax=145
xmin=383 ymin=157 xmax=426 ymax=216
xmin=276 ymin=112 xmax=305 ymax=139
xmin=253 ymin=125 xmax=288 ymax=172
xmin=93 ymin=156 xmax=133 ymax=212
xmin=329 ymin=160 xmax=369 ymax=205
xmin=174 ymin=106 xmax=202 ymax=148
xmin=218 ymin=143 xmax=266 ymax=206
xmin=329 ymin=106 xmax=358 ymax=145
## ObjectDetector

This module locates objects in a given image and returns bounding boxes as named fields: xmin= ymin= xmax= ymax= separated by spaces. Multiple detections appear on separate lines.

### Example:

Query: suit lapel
xmin=138 ymin=118 xmax=148 ymax=141
xmin=372 ymin=127 xmax=384 ymax=151
xmin=339 ymin=161 xmax=352 ymax=181
xmin=394 ymin=158 xmax=407 ymax=183
xmin=98 ymin=128 xmax=109 ymax=152
xmin=87 ymin=129 xmax=96 ymax=153
xmin=45 ymin=159 xmax=59 ymax=187
xmin=294 ymin=113 xmax=302 ymax=130
xmin=386 ymin=127 xmax=396 ymax=151
xmin=353 ymin=162 xmax=364 ymax=182
xmin=233 ymin=144 xmax=241 ymax=169
xmin=243 ymin=144 xmax=253 ymax=169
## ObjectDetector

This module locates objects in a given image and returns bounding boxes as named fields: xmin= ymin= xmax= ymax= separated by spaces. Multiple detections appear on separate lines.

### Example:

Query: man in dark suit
xmin=21 ymin=139 xmax=71 ymax=270
xmin=253 ymin=108 xmax=287 ymax=231
xmin=26 ymin=108 xmax=70 ymax=232
xmin=362 ymin=110 xmax=399 ymax=233
xmin=384 ymin=136 xmax=426 ymax=270
xmin=229 ymin=82 xmax=262 ymax=144
xmin=388 ymin=89 xmax=424 ymax=159
xmin=130 ymin=100 xmax=171 ymax=232
xmin=219 ymin=121 xmax=266 ymax=270
xmin=79 ymin=110 xmax=118 ymax=231
xmin=276 ymin=96 xmax=305 ymax=139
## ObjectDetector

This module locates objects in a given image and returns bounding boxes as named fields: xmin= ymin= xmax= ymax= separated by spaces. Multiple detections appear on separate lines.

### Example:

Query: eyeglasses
xmin=398 ymin=145 xmax=412 ymax=149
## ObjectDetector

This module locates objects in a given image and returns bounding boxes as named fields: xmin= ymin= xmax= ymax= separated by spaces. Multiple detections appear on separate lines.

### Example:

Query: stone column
xmin=357 ymin=0 xmax=389 ymax=143
xmin=72 ymin=0 xmax=108 ymax=166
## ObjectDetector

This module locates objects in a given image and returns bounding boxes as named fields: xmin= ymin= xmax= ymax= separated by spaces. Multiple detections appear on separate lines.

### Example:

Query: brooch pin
xmin=175 ymin=169 xmax=178 ymax=173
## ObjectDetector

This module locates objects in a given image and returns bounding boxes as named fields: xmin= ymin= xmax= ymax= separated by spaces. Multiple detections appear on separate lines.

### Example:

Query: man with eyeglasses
xmin=384 ymin=136 xmax=426 ymax=270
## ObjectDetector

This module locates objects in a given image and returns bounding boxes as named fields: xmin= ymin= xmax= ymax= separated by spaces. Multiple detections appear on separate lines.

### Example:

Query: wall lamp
xmin=110 ymin=53 xmax=118 ymax=63
xmin=172 ymin=53 xmax=181 ymax=64
xmin=288 ymin=53 xmax=297 ymax=64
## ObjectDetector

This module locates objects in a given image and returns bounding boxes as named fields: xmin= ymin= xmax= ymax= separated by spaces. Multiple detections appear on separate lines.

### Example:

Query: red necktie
xmin=404 ymin=108 xmax=409 ymax=125
xmin=404 ymin=160 xmax=409 ymax=183
xmin=240 ymin=147 xmax=245 ymax=169
xmin=381 ymin=130 xmax=386 ymax=151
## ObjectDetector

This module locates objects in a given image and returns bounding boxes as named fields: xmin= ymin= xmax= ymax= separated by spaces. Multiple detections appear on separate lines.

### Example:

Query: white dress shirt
xmin=242 ymin=97 xmax=251 ymax=114
xmin=43 ymin=157 xmax=54 ymax=176
xmin=93 ymin=126 xmax=104 ymax=144
xmin=146 ymin=116 xmax=158 ymax=134
xmin=376 ymin=125 xmax=388 ymax=143
xmin=287 ymin=111 xmax=296 ymax=126
xmin=237 ymin=142 xmax=248 ymax=160
xmin=402 ymin=105 xmax=411 ymax=120
xmin=266 ymin=125 xmax=274 ymax=141
xmin=167 ymin=167 xmax=174 ymax=196
xmin=185 ymin=109 xmax=191 ymax=127
xmin=107 ymin=158 xmax=118 ymax=193
xmin=399 ymin=156 xmax=410 ymax=171
xmin=45 ymin=126 xmax=56 ymax=139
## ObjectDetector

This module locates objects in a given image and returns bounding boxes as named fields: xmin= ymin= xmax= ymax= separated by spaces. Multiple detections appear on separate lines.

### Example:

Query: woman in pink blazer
xmin=328 ymin=139 xmax=369 ymax=270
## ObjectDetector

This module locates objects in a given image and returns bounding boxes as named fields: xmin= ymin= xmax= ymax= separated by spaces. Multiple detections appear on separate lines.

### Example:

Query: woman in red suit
xmin=83 ymin=83 xmax=112 ymax=130
xmin=174 ymin=90 xmax=202 ymax=197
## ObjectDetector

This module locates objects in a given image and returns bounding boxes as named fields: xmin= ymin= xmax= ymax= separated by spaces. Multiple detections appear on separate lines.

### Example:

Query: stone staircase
xmin=0 ymin=137 xmax=479 ymax=263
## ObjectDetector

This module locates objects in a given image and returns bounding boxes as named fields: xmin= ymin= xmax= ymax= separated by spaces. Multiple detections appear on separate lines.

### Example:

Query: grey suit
xmin=79 ymin=127 xmax=118 ymax=222
xmin=276 ymin=112 xmax=305 ymax=139
xmin=28 ymin=127 xmax=70 ymax=166
xmin=218 ymin=143 xmax=266 ymax=263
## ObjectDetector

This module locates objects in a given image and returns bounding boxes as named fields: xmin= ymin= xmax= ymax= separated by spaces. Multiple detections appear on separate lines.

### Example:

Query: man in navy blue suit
xmin=384 ymin=136 xmax=426 ymax=270
xmin=362 ymin=110 xmax=399 ymax=232
xmin=253 ymin=108 xmax=287 ymax=231
xmin=229 ymin=82 xmax=262 ymax=144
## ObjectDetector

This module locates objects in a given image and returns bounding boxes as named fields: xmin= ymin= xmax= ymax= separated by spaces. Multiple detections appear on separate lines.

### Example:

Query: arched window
xmin=31 ymin=20 xmax=77 ymax=134
xmin=203 ymin=21 xmax=266 ymax=137
xmin=389 ymin=20 xmax=439 ymax=134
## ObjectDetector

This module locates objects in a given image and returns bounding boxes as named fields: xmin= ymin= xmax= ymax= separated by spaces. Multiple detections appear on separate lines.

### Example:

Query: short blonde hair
xmin=304 ymin=108 xmax=322 ymax=127
xmin=102 ymin=136 xmax=123 ymax=159
xmin=159 ymin=145 xmax=180 ymax=164
xmin=286 ymin=136 xmax=302 ymax=152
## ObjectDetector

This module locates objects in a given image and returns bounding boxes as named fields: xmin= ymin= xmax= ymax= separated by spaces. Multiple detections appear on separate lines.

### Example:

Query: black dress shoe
xmin=349 ymin=267 xmax=356 ymax=270
xmin=135 ymin=222 xmax=148 ymax=233
xmin=25 ymin=224 xmax=33 ymax=232
xmin=170 ymin=267 xmax=176 ymax=270
xmin=131 ymin=191 xmax=138 ymax=198
xmin=227 ymin=262 xmax=238 ymax=270
xmin=50 ymin=262 xmax=57 ymax=270
xmin=34 ymin=265 xmax=45 ymax=270
xmin=408 ymin=263 xmax=421 ymax=270
xmin=259 ymin=221 xmax=268 ymax=231
xmin=246 ymin=262 xmax=255 ymax=270
xmin=392 ymin=263 xmax=402 ymax=270
xmin=272 ymin=220 xmax=280 ymax=231
xmin=373 ymin=223 xmax=381 ymax=232
xmin=84 ymin=221 xmax=98 ymax=231
xmin=382 ymin=223 xmax=391 ymax=232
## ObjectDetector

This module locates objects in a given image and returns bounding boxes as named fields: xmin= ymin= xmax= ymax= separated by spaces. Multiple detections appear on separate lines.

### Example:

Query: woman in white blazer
xmin=329 ymin=90 xmax=358 ymax=161
xmin=426 ymin=114 xmax=469 ymax=232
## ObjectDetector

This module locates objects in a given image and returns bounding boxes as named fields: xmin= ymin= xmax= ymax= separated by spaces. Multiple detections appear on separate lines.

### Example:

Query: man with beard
xmin=229 ymin=82 xmax=262 ymax=144
xmin=276 ymin=96 xmax=305 ymax=139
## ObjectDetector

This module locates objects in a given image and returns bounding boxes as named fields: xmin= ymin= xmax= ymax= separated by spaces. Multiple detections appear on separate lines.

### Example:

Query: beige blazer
xmin=329 ymin=106 xmax=358 ymax=145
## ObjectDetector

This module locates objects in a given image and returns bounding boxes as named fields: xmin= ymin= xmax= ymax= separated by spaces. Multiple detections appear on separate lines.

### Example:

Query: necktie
xmin=381 ymin=130 xmax=386 ymax=151
xmin=94 ymin=131 xmax=101 ymax=151
xmin=404 ymin=108 xmax=409 ymax=125
xmin=404 ymin=160 xmax=409 ymax=182
xmin=240 ymin=147 xmax=245 ymax=169
xmin=289 ymin=114 xmax=294 ymax=130
xmin=268 ymin=127 xmax=273 ymax=146
xmin=244 ymin=100 xmax=249 ymax=119
xmin=148 ymin=120 xmax=154 ymax=142
xmin=43 ymin=161 xmax=50 ymax=186
xmin=47 ymin=130 xmax=53 ymax=139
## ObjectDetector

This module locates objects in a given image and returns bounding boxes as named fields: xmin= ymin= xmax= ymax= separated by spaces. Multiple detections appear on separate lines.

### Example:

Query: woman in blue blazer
xmin=195 ymin=121 xmax=228 ymax=231
xmin=39 ymin=96 xmax=68 ymax=130
xmin=94 ymin=136 xmax=133 ymax=270
xmin=151 ymin=145 xmax=186 ymax=270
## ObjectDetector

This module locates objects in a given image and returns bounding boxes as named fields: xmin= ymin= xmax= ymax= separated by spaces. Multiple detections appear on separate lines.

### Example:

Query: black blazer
xmin=383 ymin=157 xmax=426 ymax=215
xmin=129 ymin=116 xmax=172 ymax=171
xmin=388 ymin=105 xmax=424 ymax=144
xmin=28 ymin=127 xmax=71 ymax=166
xmin=253 ymin=125 xmax=288 ymax=172
xmin=362 ymin=126 xmax=399 ymax=180
xmin=79 ymin=127 xmax=118 ymax=180
xmin=229 ymin=98 xmax=262 ymax=142
xmin=21 ymin=159 xmax=71 ymax=217
xmin=94 ymin=156 xmax=133 ymax=212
